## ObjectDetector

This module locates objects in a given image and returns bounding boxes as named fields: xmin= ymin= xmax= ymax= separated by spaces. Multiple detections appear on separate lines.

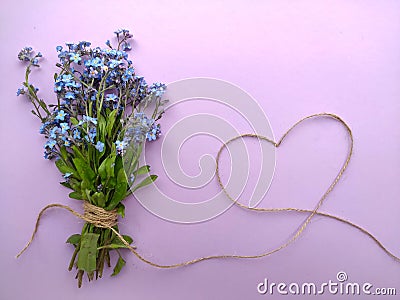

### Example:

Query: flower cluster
xmin=17 ymin=46 xmax=42 ymax=65
xmin=17 ymin=29 xmax=167 ymax=161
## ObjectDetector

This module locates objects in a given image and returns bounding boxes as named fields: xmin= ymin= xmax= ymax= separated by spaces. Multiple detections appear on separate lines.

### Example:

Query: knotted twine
xmin=16 ymin=113 xmax=400 ymax=267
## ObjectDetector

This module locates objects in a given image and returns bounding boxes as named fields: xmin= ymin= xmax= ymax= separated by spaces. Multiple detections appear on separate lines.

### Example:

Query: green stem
xmin=24 ymin=64 xmax=46 ymax=121
xmin=68 ymin=246 xmax=79 ymax=271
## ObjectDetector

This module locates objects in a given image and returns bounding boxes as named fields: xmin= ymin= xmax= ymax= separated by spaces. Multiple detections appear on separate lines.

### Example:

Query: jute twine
xmin=16 ymin=113 xmax=400 ymax=267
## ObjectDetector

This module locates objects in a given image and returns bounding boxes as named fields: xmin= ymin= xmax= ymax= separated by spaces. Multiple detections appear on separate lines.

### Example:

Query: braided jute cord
xmin=16 ymin=113 xmax=400 ymax=266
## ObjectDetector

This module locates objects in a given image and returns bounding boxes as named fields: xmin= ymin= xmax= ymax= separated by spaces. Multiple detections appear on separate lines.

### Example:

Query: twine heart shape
xmin=215 ymin=112 xmax=353 ymax=258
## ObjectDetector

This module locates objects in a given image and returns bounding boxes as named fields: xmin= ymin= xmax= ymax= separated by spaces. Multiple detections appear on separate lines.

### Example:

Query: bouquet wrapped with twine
xmin=16 ymin=29 xmax=167 ymax=287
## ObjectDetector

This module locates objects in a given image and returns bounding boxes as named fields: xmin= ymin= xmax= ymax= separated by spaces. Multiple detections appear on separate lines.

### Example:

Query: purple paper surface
xmin=1 ymin=1 xmax=400 ymax=299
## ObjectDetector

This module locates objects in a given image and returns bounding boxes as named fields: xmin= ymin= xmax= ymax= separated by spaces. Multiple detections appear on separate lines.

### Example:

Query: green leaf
xmin=111 ymin=255 xmax=126 ymax=277
xmin=114 ymin=155 xmax=123 ymax=175
xmin=122 ymin=145 xmax=139 ymax=178
xmin=66 ymin=234 xmax=81 ymax=245
xmin=107 ymin=177 xmax=116 ymax=188
xmin=70 ymin=117 xmax=79 ymax=125
xmin=72 ymin=145 xmax=87 ymax=162
xmin=98 ymin=155 xmax=115 ymax=182
xmin=84 ymin=189 xmax=92 ymax=201
xmin=113 ymin=234 xmax=133 ymax=246
xmin=60 ymin=146 xmax=68 ymax=161
xmin=69 ymin=191 xmax=84 ymax=200
xmin=55 ymin=158 xmax=75 ymax=175
xmin=116 ymin=203 xmax=125 ymax=218
xmin=117 ymin=167 xmax=128 ymax=184
xmin=135 ymin=165 xmax=150 ymax=176
xmin=106 ymin=109 xmax=118 ymax=137
xmin=92 ymin=192 xmax=105 ymax=208
xmin=106 ymin=168 xmax=127 ymax=210
xmin=98 ymin=114 xmax=106 ymax=142
xmin=80 ymin=180 xmax=93 ymax=192
xmin=60 ymin=181 xmax=72 ymax=189
xmin=77 ymin=233 xmax=99 ymax=273
xmin=98 ymin=234 xmax=134 ymax=251
xmin=131 ymin=175 xmax=158 ymax=193
xmin=73 ymin=157 xmax=95 ymax=183
xmin=69 ymin=178 xmax=81 ymax=192
xmin=98 ymin=158 xmax=108 ymax=182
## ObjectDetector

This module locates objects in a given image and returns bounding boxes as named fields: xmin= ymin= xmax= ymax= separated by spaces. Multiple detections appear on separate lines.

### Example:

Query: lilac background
xmin=1 ymin=0 xmax=400 ymax=299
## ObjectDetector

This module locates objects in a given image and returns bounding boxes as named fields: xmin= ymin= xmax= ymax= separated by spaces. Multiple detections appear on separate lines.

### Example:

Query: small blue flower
xmin=150 ymin=82 xmax=166 ymax=97
xmin=55 ymin=110 xmax=67 ymax=121
xmin=107 ymin=49 xmax=117 ymax=58
xmin=49 ymin=127 xmax=60 ymax=139
xmin=113 ymin=102 xmax=119 ymax=109
xmin=45 ymin=139 xmax=57 ymax=149
xmin=146 ymin=124 xmax=161 ymax=141
xmin=106 ymin=93 xmax=118 ymax=101
xmin=16 ymin=88 xmax=25 ymax=96
xmin=126 ymin=67 xmax=134 ymax=76
xmin=129 ymin=174 xmax=135 ymax=183
xmin=122 ymin=42 xmax=132 ymax=51
xmin=114 ymin=29 xmax=123 ymax=35
xmin=57 ymin=51 xmax=68 ymax=62
xmin=79 ymin=115 xmax=97 ymax=125
xmin=85 ymin=57 xmax=103 ymax=68
xmin=18 ymin=46 xmax=33 ymax=61
xmin=85 ymin=127 xmax=97 ymax=143
xmin=43 ymin=149 xmax=53 ymax=159
xmin=108 ymin=59 xmax=122 ymax=69
xmin=89 ymin=127 xmax=96 ymax=137
xmin=64 ymin=172 xmax=72 ymax=178
xmin=73 ymin=128 xmax=81 ymax=140
xmin=146 ymin=130 xmax=157 ymax=141
xmin=59 ymin=122 xmax=70 ymax=134
xmin=89 ymin=116 xmax=97 ymax=125
xmin=79 ymin=41 xmax=91 ymax=48
xmin=71 ymin=81 xmax=81 ymax=88
xmin=62 ymin=74 xmax=73 ymax=83
xmin=54 ymin=79 xmax=64 ymax=93
xmin=122 ymin=73 xmax=131 ymax=82
xmin=77 ymin=41 xmax=90 ymax=50
xmin=61 ymin=135 xmax=71 ymax=147
xmin=65 ymin=91 xmax=75 ymax=100
xmin=89 ymin=68 xmax=99 ymax=78
xmin=116 ymin=50 xmax=128 ymax=59
xmin=115 ymin=140 xmax=127 ymax=155
xmin=39 ymin=121 xmax=50 ymax=134
xmin=56 ymin=45 xmax=63 ymax=52
xmin=65 ymin=43 xmax=78 ymax=51
xmin=95 ymin=141 xmax=105 ymax=152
